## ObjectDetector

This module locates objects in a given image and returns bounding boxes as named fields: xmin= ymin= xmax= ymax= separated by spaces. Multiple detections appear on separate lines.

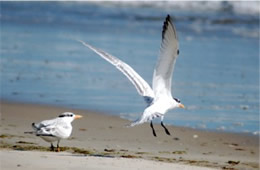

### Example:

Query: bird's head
xmin=174 ymin=98 xmax=185 ymax=109
xmin=58 ymin=112 xmax=83 ymax=122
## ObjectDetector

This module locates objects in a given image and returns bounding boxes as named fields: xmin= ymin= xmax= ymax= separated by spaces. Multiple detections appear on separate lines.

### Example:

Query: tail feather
xmin=127 ymin=119 xmax=143 ymax=127
xmin=126 ymin=112 xmax=163 ymax=128
xmin=126 ymin=116 xmax=147 ymax=128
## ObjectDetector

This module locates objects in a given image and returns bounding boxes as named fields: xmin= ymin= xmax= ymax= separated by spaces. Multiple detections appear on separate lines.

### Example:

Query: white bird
xmin=78 ymin=15 xmax=184 ymax=137
xmin=31 ymin=112 xmax=82 ymax=151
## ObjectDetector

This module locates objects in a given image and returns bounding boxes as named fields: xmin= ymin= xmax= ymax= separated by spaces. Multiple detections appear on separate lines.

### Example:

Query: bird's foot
xmin=50 ymin=144 xmax=55 ymax=151
xmin=152 ymin=130 xmax=157 ymax=137
xmin=56 ymin=147 xmax=60 ymax=152
xmin=161 ymin=122 xmax=171 ymax=136
xmin=165 ymin=129 xmax=171 ymax=136
xmin=150 ymin=121 xmax=157 ymax=137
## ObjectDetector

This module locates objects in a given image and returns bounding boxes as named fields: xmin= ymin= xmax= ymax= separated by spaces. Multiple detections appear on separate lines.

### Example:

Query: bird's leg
xmin=161 ymin=121 xmax=171 ymax=135
xmin=50 ymin=143 xmax=54 ymax=151
xmin=56 ymin=140 xmax=60 ymax=152
xmin=150 ymin=121 xmax=157 ymax=137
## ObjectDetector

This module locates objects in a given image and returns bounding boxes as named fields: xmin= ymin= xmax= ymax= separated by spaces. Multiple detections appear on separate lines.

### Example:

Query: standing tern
xmin=31 ymin=112 xmax=82 ymax=151
xmin=78 ymin=15 xmax=184 ymax=137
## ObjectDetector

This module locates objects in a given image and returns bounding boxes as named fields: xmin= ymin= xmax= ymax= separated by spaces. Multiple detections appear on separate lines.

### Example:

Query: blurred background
xmin=1 ymin=1 xmax=259 ymax=134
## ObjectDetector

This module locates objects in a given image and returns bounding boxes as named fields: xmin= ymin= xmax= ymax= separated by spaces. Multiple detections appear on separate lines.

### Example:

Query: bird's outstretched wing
xmin=152 ymin=15 xmax=179 ymax=99
xmin=78 ymin=40 xmax=155 ymax=104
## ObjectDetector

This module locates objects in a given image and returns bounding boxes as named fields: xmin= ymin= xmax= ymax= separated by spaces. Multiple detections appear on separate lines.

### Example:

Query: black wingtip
xmin=162 ymin=15 xmax=172 ymax=39
xmin=36 ymin=134 xmax=55 ymax=137
xmin=166 ymin=14 xmax=171 ymax=20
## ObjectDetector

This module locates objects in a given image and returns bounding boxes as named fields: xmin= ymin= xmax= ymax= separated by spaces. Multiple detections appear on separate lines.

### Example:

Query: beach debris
xmin=193 ymin=134 xmax=198 ymax=138
xmin=173 ymin=137 xmax=180 ymax=140
xmin=172 ymin=150 xmax=187 ymax=154
xmin=135 ymin=151 xmax=149 ymax=155
xmin=0 ymin=134 xmax=11 ymax=138
xmin=158 ymin=151 xmax=171 ymax=154
xmin=70 ymin=147 xmax=93 ymax=155
xmin=79 ymin=128 xmax=87 ymax=131
xmin=227 ymin=160 xmax=240 ymax=165
xmin=153 ymin=156 xmax=175 ymax=162
xmin=226 ymin=143 xmax=239 ymax=147
xmin=224 ymin=143 xmax=245 ymax=151
xmin=12 ymin=145 xmax=50 ymax=151
xmin=202 ymin=152 xmax=212 ymax=155
xmin=104 ymin=148 xmax=116 ymax=152
xmin=16 ymin=141 xmax=36 ymax=145
xmin=120 ymin=149 xmax=128 ymax=152
xmin=121 ymin=155 xmax=140 ymax=159
xmin=0 ymin=134 xmax=20 ymax=139
xmin=234 ymin=148 xmax=245 ymax=151
xmin=222 ymin=166 xmax=236 ymax=170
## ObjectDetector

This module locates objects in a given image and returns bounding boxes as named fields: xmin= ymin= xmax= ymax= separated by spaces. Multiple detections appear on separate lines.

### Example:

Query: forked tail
xmin=126 ymin=118 xmax=145 ymax=127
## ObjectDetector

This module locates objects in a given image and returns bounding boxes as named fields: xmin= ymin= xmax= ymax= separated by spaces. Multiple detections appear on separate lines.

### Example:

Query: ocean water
xmin=1 ymin=1 xmax=259 ymax=134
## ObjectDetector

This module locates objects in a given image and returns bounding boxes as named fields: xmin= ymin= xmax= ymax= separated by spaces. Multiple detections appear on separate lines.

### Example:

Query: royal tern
xmin=78 ymin=15 xmax=184 ymax=137
xmin=31 ymin=112 xmax=82 ymax=151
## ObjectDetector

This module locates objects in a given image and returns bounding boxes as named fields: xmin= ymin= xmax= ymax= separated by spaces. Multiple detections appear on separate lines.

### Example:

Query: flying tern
xmin=78 ymin=15 xmax=184 ymax=136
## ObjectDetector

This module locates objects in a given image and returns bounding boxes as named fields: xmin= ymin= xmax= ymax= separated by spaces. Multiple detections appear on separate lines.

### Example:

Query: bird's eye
xmin=174 ymin=98 xmax=181 ymax=103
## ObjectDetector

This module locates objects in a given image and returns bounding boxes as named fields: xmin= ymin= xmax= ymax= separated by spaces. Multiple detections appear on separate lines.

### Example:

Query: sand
xmin=0 ymin=101 xmax=259 ymax=170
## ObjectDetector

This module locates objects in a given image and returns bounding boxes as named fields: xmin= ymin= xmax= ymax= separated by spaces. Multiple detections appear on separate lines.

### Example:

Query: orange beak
xmin=74 ymin=115 xmax=83 ymax=119
xmin=179 ymin=104 xmax=185 ymax=109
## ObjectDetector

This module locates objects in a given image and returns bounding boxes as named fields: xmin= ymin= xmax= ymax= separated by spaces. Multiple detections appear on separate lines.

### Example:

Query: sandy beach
xmin=0 ymin=101 xmax=259 ymax=170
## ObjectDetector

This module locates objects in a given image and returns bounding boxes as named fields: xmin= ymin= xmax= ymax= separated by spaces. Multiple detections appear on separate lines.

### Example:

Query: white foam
xmin=253 ymin=131 xmax=260 ymax=135
xmin=232 ymin=28 xmax=260 ymax=38
xmin=90 ymin=1 xmax=260 ymax=16
xmin=230 ymin=1 xmax=260 ymax=15
xmin=217 ymin=126 xmax=226 ymax=131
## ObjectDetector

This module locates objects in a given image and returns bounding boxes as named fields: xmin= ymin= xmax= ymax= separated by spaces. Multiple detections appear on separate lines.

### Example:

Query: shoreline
xmin=1 ymin=99 xmax=257 ymax=136
xmin=0 ymin=100 xmax=259 ymax=170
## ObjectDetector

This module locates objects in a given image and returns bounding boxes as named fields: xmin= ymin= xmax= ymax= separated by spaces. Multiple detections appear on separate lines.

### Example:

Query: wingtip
xmin=76 ymin=39 xmax=85 ymax=45
xmin=76 ymin=39 xmax=93 ymax=50
xmin=162 ymin=14 xmax=177 ymax=41
xmin=166 ymin=14 xmax=171 ymax=20
xmin=162 ymin=15 xmax=172 ymax=39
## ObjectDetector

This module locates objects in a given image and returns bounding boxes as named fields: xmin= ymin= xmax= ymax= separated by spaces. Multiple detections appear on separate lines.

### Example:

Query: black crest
xmin=59 ymin=113 xmax=73 ymax=118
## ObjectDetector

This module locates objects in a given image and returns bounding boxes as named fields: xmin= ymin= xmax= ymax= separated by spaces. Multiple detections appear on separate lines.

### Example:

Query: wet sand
xmin=0 ymin=101 xmax=259 ymax=170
